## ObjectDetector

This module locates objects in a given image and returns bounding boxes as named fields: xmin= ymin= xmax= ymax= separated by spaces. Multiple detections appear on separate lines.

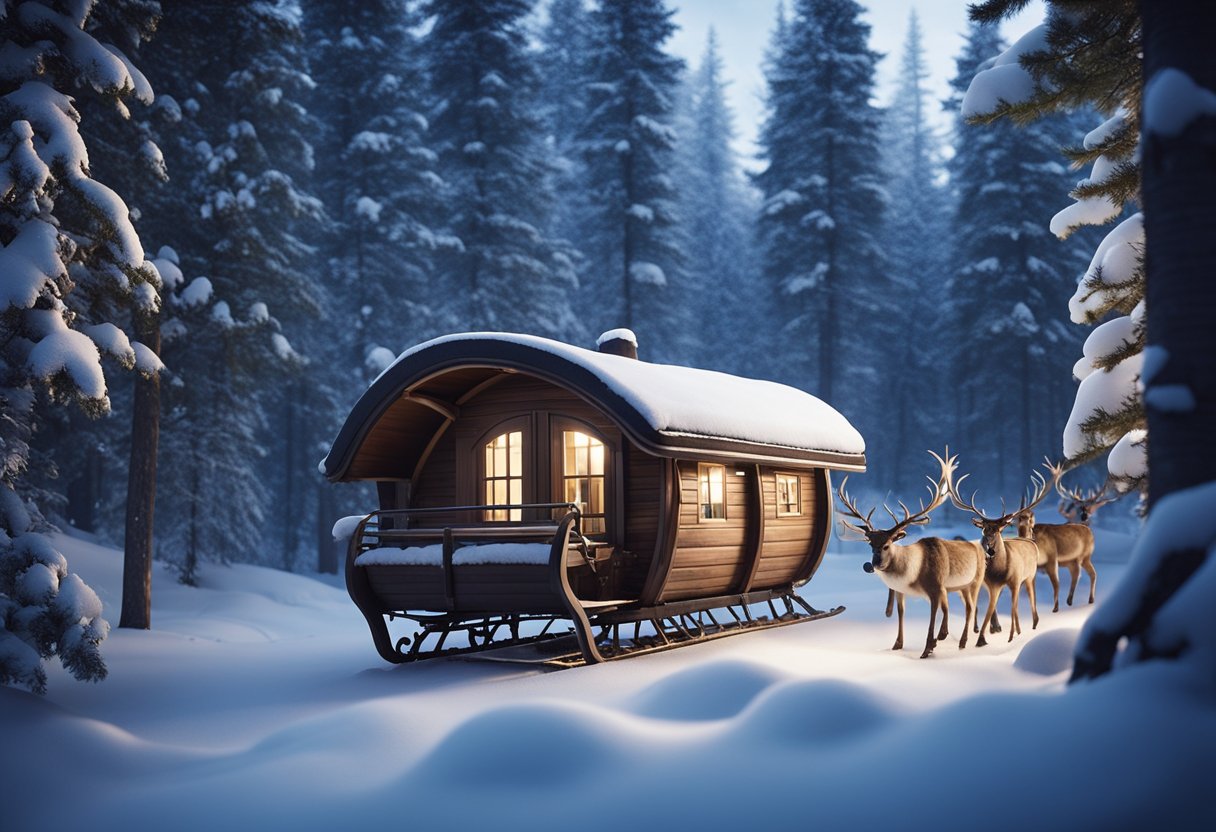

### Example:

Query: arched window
xmin=483 ymin=429 xmax=524 ymax=521
xmin=560 ymin=429 xmax=606 ymax=535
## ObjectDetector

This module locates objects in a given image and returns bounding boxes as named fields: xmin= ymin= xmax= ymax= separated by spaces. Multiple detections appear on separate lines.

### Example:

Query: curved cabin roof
xmin=321 ymin=333 xmax=866 ymax=481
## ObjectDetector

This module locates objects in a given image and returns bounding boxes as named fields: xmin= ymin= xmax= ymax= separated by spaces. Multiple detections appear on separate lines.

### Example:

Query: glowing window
xmin=562 ymin=430 xmax=606 ymax=535
xmin=776 ymin=473 xmax=801 ymax=516
xmin=484 ymin=430 xmax=523 ymax=521
xmin=699 ymin=463 xmax=726 ymax=521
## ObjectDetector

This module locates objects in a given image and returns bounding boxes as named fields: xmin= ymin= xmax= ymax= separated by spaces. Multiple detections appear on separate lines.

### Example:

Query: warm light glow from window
xmin=563 ymin=431 xmax=606 ymax=535
xmin=484 ymin=430 xmax=523 ymax=521
xmin=776 ymin=473 xmax=801 ymax=516
xmin=699 ymin=463 xmax=726 ymax=520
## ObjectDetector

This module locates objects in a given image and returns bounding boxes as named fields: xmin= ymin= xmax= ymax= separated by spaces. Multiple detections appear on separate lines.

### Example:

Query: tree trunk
xmin=1071 ymin=0 xmax=1216 ymax=681
xmin=119 ymin=324 xmax=161 ymax=630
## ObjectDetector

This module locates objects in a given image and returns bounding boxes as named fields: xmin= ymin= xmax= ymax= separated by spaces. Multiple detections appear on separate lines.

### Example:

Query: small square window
xmin=699 ymin=463 xmax=726 ymax=521
xmin=776 ymin=473 xmax=801 ymax=517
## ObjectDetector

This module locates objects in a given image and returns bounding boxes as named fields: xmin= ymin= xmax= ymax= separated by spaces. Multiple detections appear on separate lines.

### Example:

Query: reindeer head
xmin=837 ymin=449 xmax=957 ymax=573
xmin=1056 ymin=476 xmax=1117 ymax=525
xmin=953 ymin=462 xmax=1056 ymax=560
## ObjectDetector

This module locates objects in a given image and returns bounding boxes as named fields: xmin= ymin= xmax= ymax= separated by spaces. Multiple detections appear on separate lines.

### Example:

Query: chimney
xmin=596 ymin=328 xmax=638 ymax=360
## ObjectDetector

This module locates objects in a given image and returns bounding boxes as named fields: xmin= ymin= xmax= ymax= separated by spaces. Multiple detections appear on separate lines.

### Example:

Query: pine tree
xmin=674 ymin=29 xmax=758 ymax=372
xmin=575 ymin=0 xmax=685 ymax=348
xmin=306 ymin=0 xmax=455 ymax=369
xmin=965 ymin=0 xmax=1144 ymax=493
xmin=0 ymin=0 xmax=162 ymax=689
xmin=536 ymin=0 xmax=592 ymax=251
xmin=879 ymin=11 xmax=952 ymax=491
xmin=754 ymin=0 xmax=886 ymax=437
xmin=1095 ymin=0 xmax=1216 ymax=673
xmin=947 ymin=18 xmax=1093 ymax=497
xmin=422 ymin=0 xmax=580 ymax=339
xmin=135 ymin=0 xmax=323 ymax=575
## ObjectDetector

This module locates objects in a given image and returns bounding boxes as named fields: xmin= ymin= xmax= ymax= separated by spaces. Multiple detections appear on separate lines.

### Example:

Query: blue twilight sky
xmin=664 ymin=0 xmax=1046 ymax=168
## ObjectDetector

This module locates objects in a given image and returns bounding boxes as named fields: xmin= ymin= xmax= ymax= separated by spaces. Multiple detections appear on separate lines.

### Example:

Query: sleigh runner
xmin=325 ymin=331 xmax=866 ymax=665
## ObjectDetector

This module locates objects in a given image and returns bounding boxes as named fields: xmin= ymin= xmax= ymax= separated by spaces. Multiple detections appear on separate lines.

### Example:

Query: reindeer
xmin=950 ymin=469 xmax=1048 ymax=647
xmin=1015 ymin=475 xmax=1113 ymax=609
xmin=837 ymin=450 xmax=986 ymax=658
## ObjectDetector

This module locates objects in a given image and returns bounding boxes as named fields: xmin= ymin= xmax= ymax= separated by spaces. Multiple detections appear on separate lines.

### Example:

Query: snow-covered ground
xmin=5 ymin=527 xmax=1213 ymax=831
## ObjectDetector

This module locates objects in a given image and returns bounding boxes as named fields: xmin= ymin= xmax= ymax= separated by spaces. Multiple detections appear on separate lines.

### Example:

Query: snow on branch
xmin=1144 ymin=68 xmax=1216 ymax=137
xmin=961 ymin=24 xmax=1048 ymax=119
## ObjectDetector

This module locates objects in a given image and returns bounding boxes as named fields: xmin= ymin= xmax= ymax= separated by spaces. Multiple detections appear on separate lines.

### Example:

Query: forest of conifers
xmin=4 ymin=0 xmax=1122 ymax=579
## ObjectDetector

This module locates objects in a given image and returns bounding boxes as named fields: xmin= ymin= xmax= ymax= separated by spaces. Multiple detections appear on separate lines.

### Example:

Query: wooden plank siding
xmin=660 ymin=460 xmax=751 ymax=601
xmin=751 ymin=467 xmax=820 ymax=589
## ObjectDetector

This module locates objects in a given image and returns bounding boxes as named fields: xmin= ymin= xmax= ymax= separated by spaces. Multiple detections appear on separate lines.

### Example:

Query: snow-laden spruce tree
xmin=754 ymin=0 xmax=887 ymax=425
xmin=673 ymin=29 xmax=759 ymax=374
xmin=963 ymin=0 xmax=1146 ymax=494
xmin=575 ymin=0 xmax=685 ymax=349
xmin=969 ymin=0 xmax=1216 ymax=691
xmin=0 ymin=0 xmax=162 ymax=690
xmin=151 ymin=252 xmax=302 ymax=585
xmin=421 ymin=0 xmax=580 ymax=340
xmin=306 ymin=0 xmax=457 ymax=375
xmin=946 ymin=17 xmax=1094 ymax=497
xmin=536 ymin=0 xmax=592 ymax=251
xmin=878 ymin=11 xmax=953 ymax=492
xmin=134 ymin=0 xmax=323 ymax=573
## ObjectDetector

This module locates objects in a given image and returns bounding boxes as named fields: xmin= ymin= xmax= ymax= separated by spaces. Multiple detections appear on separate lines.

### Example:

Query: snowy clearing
xmin=4 ymin=527 xmax=1213 ymax=830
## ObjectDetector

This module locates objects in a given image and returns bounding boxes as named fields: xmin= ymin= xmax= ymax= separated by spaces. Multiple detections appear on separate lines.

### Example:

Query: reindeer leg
xmin=1029 ymin=577 xmax=1039 ymax=629
xmin=1048 ymin=554 xmax=1060 ymax=613
xmin=886 ymin=589 xmax=895 ymax=618
xmin=922 ymin=594 xmax=940 ymax=658
xmin=959 ymin=587 xmax=974 ymax=650
xmin=893 ymin=593 xmax=905 ymax=651
xmin=1065 ymin=561 xmax=1081 ymax=606
xmin=1009 ymin=582 xmax=1021 ymax=641
xmin=937 ymin=590 xmax=950 ymax=641
xmin=977 ymin=585 xmax=997 ymax=648
xmin=988 ymin=584 xmax=1002 ymax=633
xmin=1083 ymin=555 xmax=1097 ymax=604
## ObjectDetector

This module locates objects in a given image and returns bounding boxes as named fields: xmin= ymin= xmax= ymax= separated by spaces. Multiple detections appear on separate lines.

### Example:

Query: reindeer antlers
xmin=1057 ymin=472 xmax=1118 ymax=509
xmin=836 ymin=449 xmax=957 ymax=534
xmin=953 ymin=457 xmax=1066 ymax=522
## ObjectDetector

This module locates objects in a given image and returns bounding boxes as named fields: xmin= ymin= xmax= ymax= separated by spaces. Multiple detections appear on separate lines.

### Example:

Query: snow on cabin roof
xmin=323 ymin=332 xmax=866 ymax=479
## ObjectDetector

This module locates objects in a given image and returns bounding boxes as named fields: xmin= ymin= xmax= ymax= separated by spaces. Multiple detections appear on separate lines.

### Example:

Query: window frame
xmin=475 ymin=416 xmax=532 ymax=522
xmin=697 ymin=462 xmax=728 ymax=523
xmin=550 ymin=416 xmax=612 ymax=540
xmin=774 ymin=471 xmax=803 ymax=518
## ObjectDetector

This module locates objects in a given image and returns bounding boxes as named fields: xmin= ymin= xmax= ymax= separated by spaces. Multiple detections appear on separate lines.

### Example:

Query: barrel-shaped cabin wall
xmin=661 ymin=461 xmax=752 ymax=601
xmin=658 ymin=462 xmax=828 ymax=604
xmin=755 ymin=467 xmax=825 ymax=587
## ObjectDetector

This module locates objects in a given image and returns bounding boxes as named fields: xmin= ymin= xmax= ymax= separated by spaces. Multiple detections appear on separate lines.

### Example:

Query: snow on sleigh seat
xmin=324 ymin=330 xmax=867 ymax=666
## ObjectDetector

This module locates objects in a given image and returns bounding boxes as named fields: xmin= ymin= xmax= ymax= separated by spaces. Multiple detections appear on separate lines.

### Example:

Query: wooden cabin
xmin=322 ymin=330 xmax=866 ymax=665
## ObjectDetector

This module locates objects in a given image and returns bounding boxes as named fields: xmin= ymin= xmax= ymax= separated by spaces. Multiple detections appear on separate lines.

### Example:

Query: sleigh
xmin=326 ymin=331 xmax=866 ymax=665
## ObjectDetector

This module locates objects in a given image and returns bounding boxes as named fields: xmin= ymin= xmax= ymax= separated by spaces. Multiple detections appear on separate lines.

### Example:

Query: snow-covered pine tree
xmin=946 ymin=17 xmax=1093 ymax=497
xmin=421 ymin=0 xmax=580 ymax=340
xmin=0 ymin=0 xmax=163 ymax=689
xmin=1055 ymin=0 xmax=1216 ymax=687
xmin=306 ymin=0 xmax=455 ymax=371
xmin=673 ymin=29 xmax=758 ymax=373
xmin=152 ymin=259 xmax=302 ymax=585
xmin=536 ymin=0 xmax=591 ymax=251
xmin=575 ymin=0 xmax=685 ymax=351
xmin=879 ymin=11 xmax=952 ymax=492
xmin=964 ymin=0 xmax=1145 ymax=494
xmin=303 ymin=0 xmax=458 ymax=569
xmin=753 ymin=0 xmax=887 ymax=439
xmin=135 ymin=0 xmax=323 ymax=573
